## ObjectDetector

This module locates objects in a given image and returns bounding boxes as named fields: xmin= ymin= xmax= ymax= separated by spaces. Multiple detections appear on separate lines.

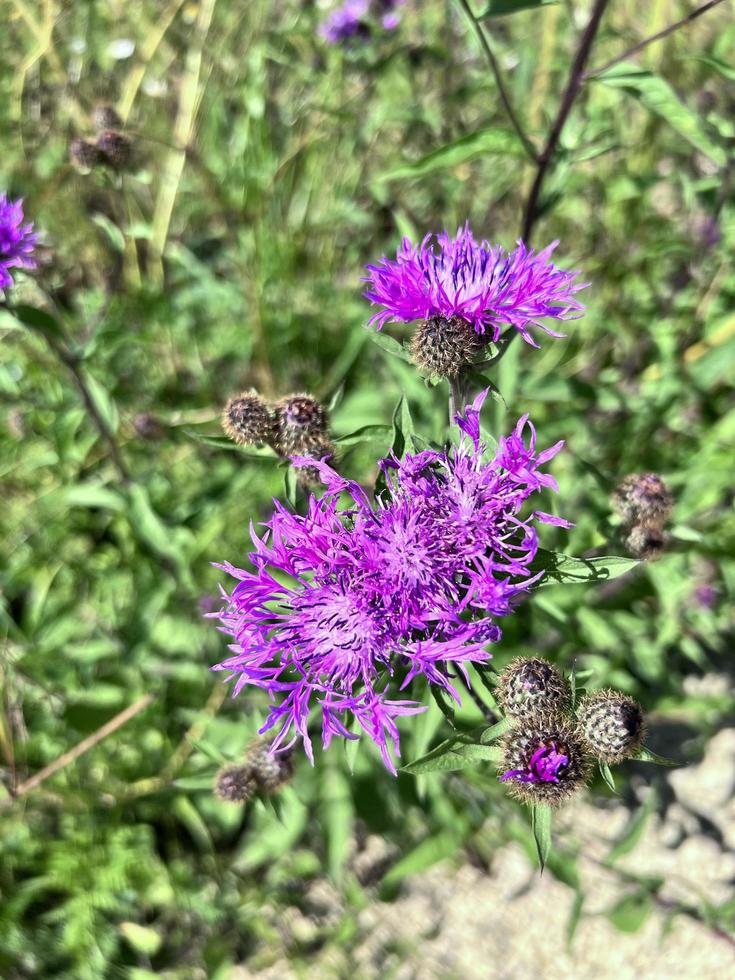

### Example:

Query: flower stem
xmin=455 ymin=0 xmax=538 ymax=164
xmin=522 ymin=0 xmax=611 ymax=241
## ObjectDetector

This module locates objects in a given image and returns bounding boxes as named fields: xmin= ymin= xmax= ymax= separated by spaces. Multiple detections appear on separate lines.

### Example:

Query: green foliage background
xmin=1 ymin=1 xmax=734 ymax=976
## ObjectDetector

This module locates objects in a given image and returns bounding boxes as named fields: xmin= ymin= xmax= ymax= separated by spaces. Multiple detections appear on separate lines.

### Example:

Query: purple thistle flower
xmin=0 ymin=195 xmax=38 ymax=293
xmin=500 ymin=741 xmax=569 ymax=784
xmin=320 ymin=0 xmax=404 ymax=45
xmin=320 ymin=0 xmax=370 ymax=43
xmin=211 ymin=390 xmax=570 ymax=773
xmin=364 ymin=222 xmax=586 ymax=348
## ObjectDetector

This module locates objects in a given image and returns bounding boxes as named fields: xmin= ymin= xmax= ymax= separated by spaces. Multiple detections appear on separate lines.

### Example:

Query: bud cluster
xmin=222 ymin=389 xmax=334 ymax=486
xmin=69 ymin=103 xmax=132 ymax=173
xmin=214 ymin=738 xmax=293 ymax=803
xmin=496 ymin=657 xmax=646 ymax=806
xmin=612 ymin=473 xmax=673 ymax=562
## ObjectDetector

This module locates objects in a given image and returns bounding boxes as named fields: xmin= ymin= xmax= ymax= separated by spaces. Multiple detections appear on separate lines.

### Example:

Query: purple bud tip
xmin=501 ymin=741 xmax=569 ymax=784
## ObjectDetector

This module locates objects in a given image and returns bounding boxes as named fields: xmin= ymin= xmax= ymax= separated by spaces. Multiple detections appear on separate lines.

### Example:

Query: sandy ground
xmin=238 ymin=727 xmax=735 ymax=979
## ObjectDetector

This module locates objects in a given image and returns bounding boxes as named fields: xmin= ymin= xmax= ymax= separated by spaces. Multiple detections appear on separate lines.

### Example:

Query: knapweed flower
xmin=320 ymin=0 xmax=404 ymax=44
xmin=0 ymin=195 xmax=38 ymax=293
xmin=211 ymin=390 xmax=571 ymax=772
xmin=496 ymin=656 xmax=571 ymax=722
xmin=500 ymin=721 xmax=591 ymax=805
xmin=364 ymin=223 xmax=585 ymax=351
xmin=577 ymin=690 xmax=645 ymax=764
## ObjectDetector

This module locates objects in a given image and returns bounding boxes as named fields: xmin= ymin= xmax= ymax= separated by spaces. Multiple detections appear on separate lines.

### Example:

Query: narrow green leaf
xmin=64 ymin=484 xmax=125 ymax=511
xmin=607 ymin=892 xmax=653 ymax=933
xmin=531 ymin=804 xmax=552 ymax=872
xmin=376 ymin=127 xmax=525 ymax=183
xmin=366 ymin=330 xmax=413 ymax=362
xmin=532 ymin=550 xmax=640 ymax=586
xmin=479 ymin=716 xmax=513 ymax=744
xmin=184 ymin=429 xmax=278 ymax=460
xmin=380 ymin=833 xmax=458 ymax=890
xmin=84 ymin=372 xmax=119 ymax=434
xmin=479 ymin=0 xmax=557 ymax=18
xmin=403 ymin=728 xmax=500 ymax=774
xmin=10 ymin=303 xmax=65 ymax=337
xmin=599 ymin=762 xmax=616 ymax=793
xmin=635 ymin=747 xmax=680 ymax=767
xmin=597 ymin=64 xmax=727 ymax=167
xmin=172 ymin=775 xmax=218 ymax=791
xmin=333 ymin=424 xmax=392 ymax=447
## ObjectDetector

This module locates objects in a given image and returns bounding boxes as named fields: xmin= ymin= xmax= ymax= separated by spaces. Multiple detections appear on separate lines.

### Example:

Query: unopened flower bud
xmin=273 ymin=393 xmax=329 ymax=456
xmin=222 ymin=391 xmax=273 ymax=446
xmin=93 ymin=103 xmax=123 ymax=132
xmin=500 ymin=721 xmax=591 ymax=807
xmin=577 ymin=690 xmax=644 ymax=764
xmin=496 ymin=657 xmax=571 ymax=722
xmin=96 ymin=130 xmax=132 ymax=170
xmin=214 ymin=763 xmax=257 ymax=803
xmin=246 ymin=738 xmax=293 ymax=794
xmin=70 ymin=138 xmax=102 ymax=172
xmin=612 ymin=473 xmax=673 ymax=527
xmin=409 ymin=315 xmax=484 ymax=378
xmin=623 ymin=524 xmax=666 ymax=561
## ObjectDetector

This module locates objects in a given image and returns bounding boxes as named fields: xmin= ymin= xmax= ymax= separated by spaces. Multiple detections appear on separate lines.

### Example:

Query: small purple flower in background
xmin=211 ymin=390 xmax=570 ymax=772
xmin=0 ymin=194 xmax=38 ymax=293
xmin=501 ymin=741 xmax=569 ymax=784
xmin=320 ymin=0 xmax=404 ymax=45
xmin=364 ymin=222 xmax=585 ymax=348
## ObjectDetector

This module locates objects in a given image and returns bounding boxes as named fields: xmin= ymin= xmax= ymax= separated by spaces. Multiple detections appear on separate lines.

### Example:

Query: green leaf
xmin=64 ymin=484 xmax=125 ymax=511
xmin=531 ymin=804 xmax=552 ymax=872
xmin=607 ymin=892 xmax=653 ymax=933
xmin=333 ymin=424 xmax=392 ymax=447
xmin=597 ymin=64 xmax=727 ymax=167
xmin=380 ymin=833 xmax=459 ymax=891
xmin=390 ymin=394 xmax=417 ymax=460
xmin=84 ymin=372 xmax=120 ymax=434
xmin=403 ymin=728 xmax=501 ymax=774
xmin=599 ymin=761 xmax=616 ymax=793
xmin=479 ymin=716 xmax=513 ymax=743
xmin=119 ymin=922 xmax=162 ymax=957
xmin=126 ymin=485 xmax=185 ymax=569
xmin=479 ymin=0 xmax=557 ymax=17
xmin=321 ymin=758 xmax=354 ymax=881
xmin=606 ymin=792 xmax=656 ymax=864
xmin=10 ymin=303 xmax=65 ymax=338
xmin=172 ymin=775 xmax=218 ymax=791
xmin=376 ymin=127 xmax=526 ymax=183
xmin=532 ymin=550 xmax=640 ymax=586
xmin=366 ymin=330 xmax=413 ymax=362
xmin=635 ymin=747 xmax=680 ymax=767
xmin=184 ymin=429 xmax=278 ymax=460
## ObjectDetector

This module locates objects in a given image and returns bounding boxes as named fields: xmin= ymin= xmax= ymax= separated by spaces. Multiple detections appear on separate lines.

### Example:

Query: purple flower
xmin=364 ymin=222 xmax=585 ymax=347
xmin=211 ymin=390 xmax=569 ymax=772
xmin=320 ymin=0 xmax=370 ymax=43
xmin=320 ymin=0 xmax=404 ymax=45
xmin=0 ymin=195 xmax=38 ymax=293
xmin=501 ymin=741 xmax=569 ymax=784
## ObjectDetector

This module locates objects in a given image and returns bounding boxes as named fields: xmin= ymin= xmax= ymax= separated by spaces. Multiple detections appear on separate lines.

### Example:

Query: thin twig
xmin=584 ymin=0 xmax=727 ymax=80
xmin=522 ymin=0 xmax=611 ymax=241
xmin=41 ymin=330 xmax=132 ymax=483
xmin=455 ymin=0 xmax=538 ymax=163
xmin=455 ymin=671 xmax=498 ymax=724
xmin=8 ymin=695 xmax=154 ymax=802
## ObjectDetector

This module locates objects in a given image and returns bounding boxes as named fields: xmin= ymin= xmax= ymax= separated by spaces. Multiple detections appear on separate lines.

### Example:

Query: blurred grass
xmin=1 ymin=0 xmax=734 ymax=975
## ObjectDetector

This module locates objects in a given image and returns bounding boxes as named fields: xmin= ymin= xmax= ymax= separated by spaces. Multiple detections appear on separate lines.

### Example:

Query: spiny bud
xmin=499 ymin=721 xmax=591 ymax=807
xmin=70 ymin=138 xmax=102 ymax=172
xmin=222 ymin=391 xmax=273 ymax=446
xmin=623 ymin=523 xmax=666 ymax=562
xmin=612 ymin=473 xmax=673 ymax=527
xmin=96 ymin=130 xmax=132 ymax=170
xmin=409 ymin=315 xmax=484 ymax=379
xmin=214 ymin=763 xmax=257 ymax=803
xmin=577 ymin=690 xmax=645 ymax=764
xmin=496 ymin=657 xmax=571 ymax=722
xmin=246 ymin=738 xmax=293 ymax=794
xmin=93 ymin=103 xmax=123 ymax=132
xmin=273 ymin=393 xmax=329 ymax=456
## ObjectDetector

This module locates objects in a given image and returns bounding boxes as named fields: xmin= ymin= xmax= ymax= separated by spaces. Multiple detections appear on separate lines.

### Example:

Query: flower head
xmin=211 ymin=391 xmax=569 ymax=772
xmin=500 ymin=721 xmax=591 ymax=806
xmin=0 ymin=195 xmax=38 ymax=292
xmin=577 ymin=690 xmax=645 ymax=764
xmin=320 ymin=0 xmax=404 ymax=45
xmin=496 ymin=656 xmax=571 ymax=722
xmin=364 ymin=222 xmax=585 ymax=347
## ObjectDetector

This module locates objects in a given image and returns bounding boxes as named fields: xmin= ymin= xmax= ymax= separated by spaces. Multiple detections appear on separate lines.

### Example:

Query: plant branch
xmin=455 ymin=0 xmax=538 ymax=163
xmin=6 ymin=695 xmax=154 ymax=802
xmin=522 ymin=0 xmax=611 ymax=241
xmin=584 ymin=0 xmax=727 ymax=80
xmin=41 ymin=330 xmax=132 ymax=484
